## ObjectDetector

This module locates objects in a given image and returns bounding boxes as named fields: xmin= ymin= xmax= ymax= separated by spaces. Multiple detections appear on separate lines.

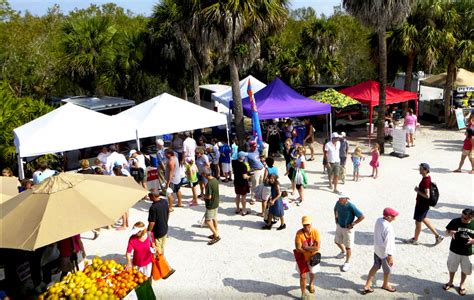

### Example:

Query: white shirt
xmin=296 ymin=155 xmax=306 ymax=169
xmin=374 ymin=217 xmax=395 ymax=259
xmin=97 ymin=151 xmax=110 ymax=165
xmin=105 ymin=152 xmax=128 ymax=174
xmin=324 ymin=141 xmax=341 ymax=163
xmin=131 ymin=154 xmax=146 ymax=170
xmin=183 ymin=137 xmax=197 ymax=159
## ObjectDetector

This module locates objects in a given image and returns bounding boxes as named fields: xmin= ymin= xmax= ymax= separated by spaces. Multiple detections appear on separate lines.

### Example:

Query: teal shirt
xmin=334 ymin=201 xmax=363 ymax=227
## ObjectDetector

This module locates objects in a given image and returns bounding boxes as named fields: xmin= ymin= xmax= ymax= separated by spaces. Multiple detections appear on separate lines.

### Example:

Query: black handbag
xmin=309 ymin=252 xmax=321 ymax=267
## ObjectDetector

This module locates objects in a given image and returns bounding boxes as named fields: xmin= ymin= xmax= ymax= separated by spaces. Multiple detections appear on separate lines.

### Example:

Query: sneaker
xmin=405 ymin=238 xmax=419 ymax=245
xmin=341 ymin=262 xmax=350 ymax=272
xmin=435 ymin=235 xmax=444 ymax=246
xmin=276 ymin=224 xmax=286 ymax=230
xmin=335 ymin=251 xmax=346 ymax=259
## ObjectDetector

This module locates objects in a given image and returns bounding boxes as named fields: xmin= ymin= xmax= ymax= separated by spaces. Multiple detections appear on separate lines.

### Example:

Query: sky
xmin=10 ymin=0 xmax=343 ymax=17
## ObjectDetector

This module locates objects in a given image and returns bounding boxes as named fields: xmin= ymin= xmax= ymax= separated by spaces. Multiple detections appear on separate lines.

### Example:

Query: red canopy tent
xmin=340 ymin=80 xmax=418 ymax=128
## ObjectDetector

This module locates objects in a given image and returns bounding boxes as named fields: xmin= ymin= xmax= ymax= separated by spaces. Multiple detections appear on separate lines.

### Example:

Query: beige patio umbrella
xmin=1 ymin=176 xmax=20 ymax=203
xmin=0 ymin=173 xmax=147 ymax=251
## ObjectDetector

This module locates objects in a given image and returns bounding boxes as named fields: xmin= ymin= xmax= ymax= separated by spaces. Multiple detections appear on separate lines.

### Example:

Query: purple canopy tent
xmin=242 ymin=77 xmax=331 ymax=119
xmin=242 ymin=77 xmax=333 ymax=135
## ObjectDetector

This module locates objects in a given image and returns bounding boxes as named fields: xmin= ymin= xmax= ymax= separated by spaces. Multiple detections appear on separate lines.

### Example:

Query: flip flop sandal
xmin=362 ymin=288 xmax=374 ymax=295
xmin=309 ymin=285 xmax=315 ymax=293
xmin=207 ymin=234 xmax=215 ymax=239
xmin=443 ymin=283 xmax=454 ymax=291
xmin=453 ymin=170 xmax=462 ymax=173
xmin=382 ymin=286 xmax=396 ymax=293
xmin=241 ymin=211 xmax=248 ymax=216
xmin=207 ymin=236 xmax=221 ymax=245
xmin=235 ymin=209 xmax=241 ymax=214
xmin=257 ymin=213 xmax=264 ymax=217
xmin=458 ymin=287 xmax=466 ymax=296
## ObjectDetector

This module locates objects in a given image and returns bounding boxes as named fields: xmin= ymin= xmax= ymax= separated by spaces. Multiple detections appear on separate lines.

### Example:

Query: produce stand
xmin=40 ymin=257 xmax=155 ymax=299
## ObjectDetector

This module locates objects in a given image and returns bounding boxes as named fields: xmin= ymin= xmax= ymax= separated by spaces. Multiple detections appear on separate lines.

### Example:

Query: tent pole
xmin=136 ymin=130 xmax=141 ymax=152
xmin=17 ymin=154 xmax=25 ymax=180
xmin=368 ymin=106 xmax=373 ymax=147
xmin=328 ymin=112 xmax=332 ymax=139
xmin=226 ymin=122 xmax=230 ymax=146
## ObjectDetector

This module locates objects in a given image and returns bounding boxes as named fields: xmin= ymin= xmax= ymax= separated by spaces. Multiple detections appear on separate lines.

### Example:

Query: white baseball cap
xmin=331 ymin=132 xmax=340 ymax=138
xmin=156 ymin=139 xmax=164 ymax=146
xmin=341 ymin=132 xmax=346 ymax=137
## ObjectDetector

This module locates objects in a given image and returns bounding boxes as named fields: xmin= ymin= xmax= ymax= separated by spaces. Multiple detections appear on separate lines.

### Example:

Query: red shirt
xmin=58 ymin=235 xmax=82 ymax=257
xmin=416 ymin=176 xmax=431 ymax=205
xmin=462 ymin=138 xmax=472 ymax=151
xmin=127 ymin=234 xmax=153 ymax=267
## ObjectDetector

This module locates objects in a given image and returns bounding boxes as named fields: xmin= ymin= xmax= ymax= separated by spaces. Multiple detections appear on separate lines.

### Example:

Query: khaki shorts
xmin=462 ymin=149 xmax=473 ymax=159
xmin=447 ymin=251 xmax=472 ymax=275
xmin=334 ymin=224 xmax=354 ymax=248
xmin=328 ymin=163 xmax=340 ymax=178
xmin=154 ymin=236 xmax=167 ymax=255
xmin=205 ymin=208 xmax=218 ymax=221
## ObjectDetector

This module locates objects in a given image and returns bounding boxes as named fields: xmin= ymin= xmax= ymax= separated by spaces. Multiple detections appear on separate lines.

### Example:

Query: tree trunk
xmin=192 ymin=65 xmax=201 ymax=105
xmin=376 ymin=29 xmax=387 ymax=154
xmin=230 ymin=56 xmax=245 ymax=144
xmin=180 ymin=85 xmax=187 ymax=101
xmin=402 ymin=51 xmax=415 ymax=115
xmin=443 ymin=59 xmax=456 ymax=128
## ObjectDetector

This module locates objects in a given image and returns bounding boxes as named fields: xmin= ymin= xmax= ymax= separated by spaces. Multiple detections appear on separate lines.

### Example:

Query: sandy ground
xmin=82 ymin=124 xmax=473 ymax=299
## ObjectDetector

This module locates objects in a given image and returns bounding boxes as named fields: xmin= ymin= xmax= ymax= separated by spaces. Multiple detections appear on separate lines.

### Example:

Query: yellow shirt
xmin=295 ymin=228 xmax=320 ymax=262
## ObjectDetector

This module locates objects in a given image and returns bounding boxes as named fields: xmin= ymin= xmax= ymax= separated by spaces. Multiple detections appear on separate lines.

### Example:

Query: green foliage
xmin=0 ymin=82 xmax=53 ymax=169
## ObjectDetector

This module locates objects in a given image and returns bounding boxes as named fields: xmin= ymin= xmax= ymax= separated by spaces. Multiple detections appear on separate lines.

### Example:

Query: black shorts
xmin=413 ymin=204 xmax=430 ymax=222
xmin=296 ymin=184 xmax=303 ymax=190
xmin=171 ymin=182 xmax=181 ymax=193
xmin=234 ymin=185 xmax=250 ymax=195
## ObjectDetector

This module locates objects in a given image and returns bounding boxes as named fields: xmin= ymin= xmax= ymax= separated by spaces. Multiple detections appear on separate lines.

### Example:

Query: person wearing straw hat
xmin=294 ymin=216 xmax=321 ymax=298
xmin=362 ymin=207 xmax=398 ymax=294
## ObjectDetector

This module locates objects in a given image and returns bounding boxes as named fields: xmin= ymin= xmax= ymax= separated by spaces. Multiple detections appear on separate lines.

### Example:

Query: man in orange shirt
xmin=294 ymin=216 xmax=321 ymax=298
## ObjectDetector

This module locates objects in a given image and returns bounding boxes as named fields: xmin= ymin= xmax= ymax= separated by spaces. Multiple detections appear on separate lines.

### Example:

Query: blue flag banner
xmin=247 ymin=79 xmax=264 ymax=151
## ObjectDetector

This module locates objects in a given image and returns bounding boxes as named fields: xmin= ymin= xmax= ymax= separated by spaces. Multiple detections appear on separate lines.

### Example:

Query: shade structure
xmin=0 ymin=173 xmax=147 ymax=251
xmin=1 ymin=177 xmax=19 ymax=203
xmin=340 ymin=80 xmax=418 ymax=131
xmin=420 ymin=68 xmax=474 ymax=89
xmin=310 ymin=88 xmax=360 ymax=108
xmin=242 ymin=77 xmax=331 ymax=120
xmin=115 ymin=93 xmax=227 ymax=140
xmin=339 ymin=80 xmax=418 ymax=108
xmin=211 ymin=75 xmax=267 ymax=109
xmin=13 ymin=103 xmax=134 ymax=158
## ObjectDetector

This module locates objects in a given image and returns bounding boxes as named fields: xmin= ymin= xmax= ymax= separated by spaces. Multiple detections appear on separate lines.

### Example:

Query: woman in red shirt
xmin=453 ymin=128 xmax=474 ymax=173
xmin=126 ymin=221 xmax=154 ymax=277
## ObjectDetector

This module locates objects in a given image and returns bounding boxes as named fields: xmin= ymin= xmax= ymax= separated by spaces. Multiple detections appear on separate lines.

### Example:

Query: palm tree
xmin=300 ymin=18 xmax=341 ymax=84
xmin=343 ymin=0 xmax=415 ymax=153
xmin=428 ymin=0 xmax=473 ymax=127
xmin=60 ymin=16 xmax=118 ymax=95
xmin=148 ymin=0 xmax=212 ymax=105
xmin=201 ymin=0 xmax=289 ymax=143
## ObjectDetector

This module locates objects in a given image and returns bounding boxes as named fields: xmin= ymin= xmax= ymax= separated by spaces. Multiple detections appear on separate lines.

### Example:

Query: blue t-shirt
xmin=231 ymin=143 xmax=239 ymax=160
xmin=247 ymin=150 xmax=263 ymax=170
xmin=267 ymin=166 xmax=278 ymax=176
xmin=334 ymin=201 xmax=363 ymax=227
xmin=219 ymin=144 xmax=232 ymax=163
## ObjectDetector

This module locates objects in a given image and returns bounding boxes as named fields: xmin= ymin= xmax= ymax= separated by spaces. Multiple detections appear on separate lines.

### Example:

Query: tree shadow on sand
xmin=222 ymin=278 xmax=300 ymax=299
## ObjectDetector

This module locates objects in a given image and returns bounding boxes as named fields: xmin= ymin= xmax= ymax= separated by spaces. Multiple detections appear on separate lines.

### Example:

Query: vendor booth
xmin=13 ymin=103 xmax=135 ymax=179
xmin=242 ymin=77 xmax=331 ymax=119
xmin=114 ymin=93 xmax=228 ymax=147
xmin=340 ymin=80 xmax=418 ymax=131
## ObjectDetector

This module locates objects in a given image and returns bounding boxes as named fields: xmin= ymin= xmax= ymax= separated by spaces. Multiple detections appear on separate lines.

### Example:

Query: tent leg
xmin=17 ymin=154 xmax=25 ymax=180
xmin=368 ymin=107 xmax=373 ymax=147
xmin=226 ymin=123 xmax=230 ymax=146
xmin=136 ymin=130 xmax=141 ymax=152
xmin=328 ymin=113 xmax=332 ymax=139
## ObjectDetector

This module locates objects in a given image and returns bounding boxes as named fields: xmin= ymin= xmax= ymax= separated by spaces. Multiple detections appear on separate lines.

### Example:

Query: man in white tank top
xmin=165 ymin=149 xmax=183 ymax=211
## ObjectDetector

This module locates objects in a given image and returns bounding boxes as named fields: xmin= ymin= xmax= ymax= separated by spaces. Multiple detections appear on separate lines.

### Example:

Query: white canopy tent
xmin=211 ymin=75 xmax=267 ymax=109
xmin=14 ymin=103 xmax=135 ymax=179
xmin=114 ymin=93 xmax=228 ymax=147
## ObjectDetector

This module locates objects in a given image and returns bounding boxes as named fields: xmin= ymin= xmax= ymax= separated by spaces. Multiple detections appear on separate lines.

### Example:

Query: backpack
xmin=428 ymin=182 xmax=439 ymax=207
